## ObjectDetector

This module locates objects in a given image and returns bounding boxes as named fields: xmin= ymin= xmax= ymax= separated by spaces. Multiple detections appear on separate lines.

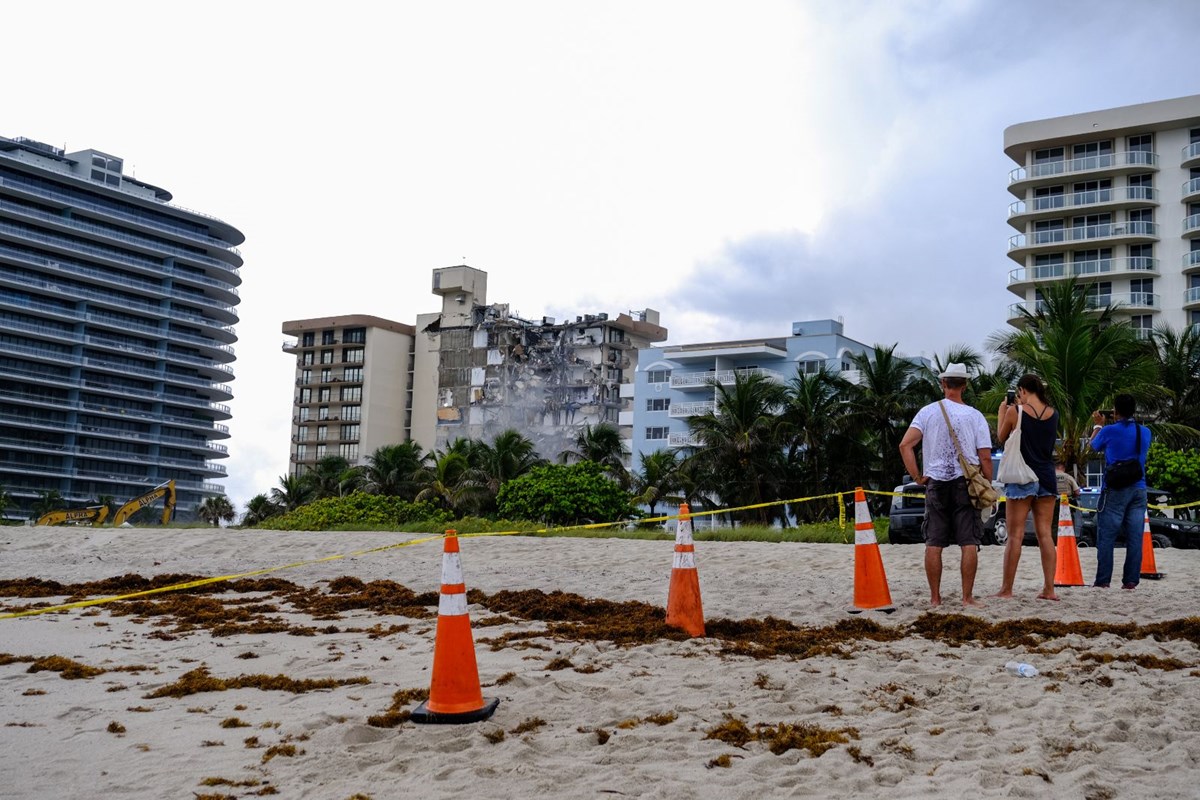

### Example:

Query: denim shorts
xmin=1005 ymin=481 xmax=1054 ymax=500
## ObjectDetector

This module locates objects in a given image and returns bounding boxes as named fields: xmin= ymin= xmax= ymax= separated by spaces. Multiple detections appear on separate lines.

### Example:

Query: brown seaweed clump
xmin=366 ymin=687 xmax=429 ymax=728
xmin=144 ymin=666 xmax=369 ymax=699
xmin=705 ymin=714 xmax=860 ymax=757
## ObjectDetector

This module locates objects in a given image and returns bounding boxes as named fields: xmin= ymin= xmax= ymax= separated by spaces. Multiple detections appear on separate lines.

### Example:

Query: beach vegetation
xmin=497 ymin=462 xmax=633 ymax=525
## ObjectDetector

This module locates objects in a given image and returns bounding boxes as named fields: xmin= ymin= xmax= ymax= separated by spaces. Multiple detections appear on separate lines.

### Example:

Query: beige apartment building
xmin=282 ymin=267 xmax=666 ymax=471
xmin=1005 ymin=94 xmax=1200 ymax=335
xmin=281 ymin=315 xmax=414 ymax=475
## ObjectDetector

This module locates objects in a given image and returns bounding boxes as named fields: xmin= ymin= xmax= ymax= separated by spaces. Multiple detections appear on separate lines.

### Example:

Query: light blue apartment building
xmin=628 ymin=319 xmax=870 ymax=466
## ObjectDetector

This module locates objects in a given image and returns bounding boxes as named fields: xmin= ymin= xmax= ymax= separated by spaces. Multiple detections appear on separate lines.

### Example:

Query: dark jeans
xmin=1095 ymin=486 xmax=1146 ymax=587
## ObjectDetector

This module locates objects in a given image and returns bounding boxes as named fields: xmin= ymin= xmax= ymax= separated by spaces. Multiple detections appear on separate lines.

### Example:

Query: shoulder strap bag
xmin=996 ymin=406 xmax=1039 ymax=485
xmin=1104 ymin=421 xmax=1143 ymax=491
xmin=937 ymin=400 xmax=999 ymax=510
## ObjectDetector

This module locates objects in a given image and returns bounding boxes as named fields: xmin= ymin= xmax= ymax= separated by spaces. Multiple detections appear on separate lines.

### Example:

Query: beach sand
xmin=2 ymin=527 xmax=1198 ymax=799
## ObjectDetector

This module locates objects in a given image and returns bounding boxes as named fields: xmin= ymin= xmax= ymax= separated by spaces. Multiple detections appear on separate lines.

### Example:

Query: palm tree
xmin=778 ymin=364 xmax=855 ymax=521
xmin=685 ymin=371 xmax=788 ymax=524
xmin=0 ymin=485 xmax=12 ymax=521
xmin=414 ymin=450 xmax=484 ymax=516
xmin=361 ymin=442 xmax=429 ymax=499
xmin=560 ymin=423 xmax=630 ymax=487
xmin=474 ymin=430 xmax=545 ymax=503
xmin=987 ymin=277 xmax=1156 ymax=474
xmin=1145 ymin=324 xmax=1200 ymax=443
xmin=197 ymin=495 xmax=236 ymax=527
xmin=242 ymin=493 xmax=281 ymax=526
xmin=271 ymin=474 xmax=314 ymax=512
xmin=630 ymin=448 xmax=681 ymax=517
xmin=305 ymin=455 xmax=360 ymax=499
xmin=847 ymin=344 xmax=924 ymax=490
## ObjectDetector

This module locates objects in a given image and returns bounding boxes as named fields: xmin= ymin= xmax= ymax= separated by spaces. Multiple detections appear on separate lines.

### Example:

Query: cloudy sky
xmin=5 ymin=0 xmax=1199 ymax=510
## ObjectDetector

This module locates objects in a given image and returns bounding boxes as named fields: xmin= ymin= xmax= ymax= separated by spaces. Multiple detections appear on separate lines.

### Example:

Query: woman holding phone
xmin=994 ymin=373 xmax=1060 ymax=600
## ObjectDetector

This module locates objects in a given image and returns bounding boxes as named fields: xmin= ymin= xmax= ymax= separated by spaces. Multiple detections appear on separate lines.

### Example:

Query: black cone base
xmin=847 ymin=606 xmax=896 ymax=615
xmin=1140 ymin=572 xmax=1164 ymax=580
xmin=411 ymin=697 xmax=500 ymax=725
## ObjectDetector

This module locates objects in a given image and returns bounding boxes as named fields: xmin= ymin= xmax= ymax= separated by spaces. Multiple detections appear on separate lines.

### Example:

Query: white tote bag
xmin=997 ymin=406 xmax=1039 ymax=485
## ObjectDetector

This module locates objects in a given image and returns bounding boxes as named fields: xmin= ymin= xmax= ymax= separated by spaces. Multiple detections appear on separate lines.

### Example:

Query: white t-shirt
xmin=909 ymin=399 xmax=992 ymax=481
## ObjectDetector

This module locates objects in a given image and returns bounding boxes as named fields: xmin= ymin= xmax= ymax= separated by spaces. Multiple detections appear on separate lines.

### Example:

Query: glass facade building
xmin=0 ymin=135 xmax=243 ymax=520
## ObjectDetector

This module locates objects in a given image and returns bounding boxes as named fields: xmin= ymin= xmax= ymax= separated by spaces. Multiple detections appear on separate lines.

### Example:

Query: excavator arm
xmin=35 ymin=505 xmax=110 ymax=526
xmin=112 ymin=480 xmax=176 ymax=526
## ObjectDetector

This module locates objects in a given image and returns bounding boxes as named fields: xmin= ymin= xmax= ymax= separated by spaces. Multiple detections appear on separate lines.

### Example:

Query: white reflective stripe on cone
xmin=441 ymin=553 xmax=463 ymax=585
xmin=854 ymin=528 xmax=876 ymax=546
xmin=673 ymin=552 xmax=696 ymax=569
xmin=439 ymin=592 xmax=469 ymax=616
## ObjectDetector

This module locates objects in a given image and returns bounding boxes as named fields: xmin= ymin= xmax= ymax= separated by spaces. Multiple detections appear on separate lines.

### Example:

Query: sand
xmin=2 ymin=526 xmax=1199 ymax=800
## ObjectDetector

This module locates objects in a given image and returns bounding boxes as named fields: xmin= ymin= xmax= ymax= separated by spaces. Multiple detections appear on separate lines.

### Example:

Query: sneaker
xmin=1093 ymin=583 xmax=1110 ymax=588
xmin=1121 ymin=583 xmax=1137 ymax=590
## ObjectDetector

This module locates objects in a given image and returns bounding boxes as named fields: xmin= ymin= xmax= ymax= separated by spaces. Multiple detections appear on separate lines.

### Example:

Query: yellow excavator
xmin=112 ymin=480 xmax=177 ymax=526
xmin=34 ymin=505 xmax=110 ymax=526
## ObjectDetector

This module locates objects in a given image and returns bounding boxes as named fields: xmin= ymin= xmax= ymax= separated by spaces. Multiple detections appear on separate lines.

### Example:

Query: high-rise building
xmin=0 ymin=135 xmax=242 ymax=520
xmin=281 ymin=315 xmax=415 ymax=475
xmin=1004 ymin=95 xmax=1200 ymax=335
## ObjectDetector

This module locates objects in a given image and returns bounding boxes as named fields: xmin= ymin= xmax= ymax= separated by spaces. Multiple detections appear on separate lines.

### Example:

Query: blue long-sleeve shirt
xmin=1090 ymin=418 xmax=1151 ymax=490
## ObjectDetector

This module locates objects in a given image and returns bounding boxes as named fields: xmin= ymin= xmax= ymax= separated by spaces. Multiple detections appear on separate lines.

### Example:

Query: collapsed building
xmin=410 ymin=266 xmax=667 ymax=460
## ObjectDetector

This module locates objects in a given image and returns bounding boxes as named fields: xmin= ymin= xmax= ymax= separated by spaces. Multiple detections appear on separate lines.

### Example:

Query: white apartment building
xmin=282 ymin=315 xmax=415 ymax=475
xmin=1004 ymin=94 xmax=1200 ymax=335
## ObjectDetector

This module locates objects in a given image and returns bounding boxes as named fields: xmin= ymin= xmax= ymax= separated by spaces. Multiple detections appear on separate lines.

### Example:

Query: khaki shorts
xmin=923 ymin=477 xmax=983 ymax=548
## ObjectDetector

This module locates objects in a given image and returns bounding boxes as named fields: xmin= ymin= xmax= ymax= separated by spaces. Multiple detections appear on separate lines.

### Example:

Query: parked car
xmin=1075 ymin=488 xmax=1199 ymax=549
xmin=888 ymin=481 xmax=1006 ymax=546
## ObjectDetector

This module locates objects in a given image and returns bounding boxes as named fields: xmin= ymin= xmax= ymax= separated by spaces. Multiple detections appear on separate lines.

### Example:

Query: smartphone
xmin=1006 ymin=389 xmax=1016 ymax=405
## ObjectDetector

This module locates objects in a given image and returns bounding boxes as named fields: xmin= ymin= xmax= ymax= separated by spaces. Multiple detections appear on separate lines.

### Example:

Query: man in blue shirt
xmin=1089 ymin=394 xmax=1152 ymax=589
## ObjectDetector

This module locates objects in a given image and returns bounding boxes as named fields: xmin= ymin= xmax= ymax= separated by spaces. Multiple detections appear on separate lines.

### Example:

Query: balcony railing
xmin=1009 ymin=150 xmax=1159 ymax=183
xmin=1008 ymin=221 xmax=1158 ymax=250
xmin=667 ymin=431 xmax=700 ymax=448
xmin=1184 ymin=142 xmax=1200 ymax=163
xmin=1184 ymin=177 xmax=1200 ymax=200
xmin=1008 ymin=257 xmax=1157 ymax=284
xmin=1185 ymin=214 xmax=1200 ymax=235
xmin=670 ymin=367 xmax=786 ymax=389
xmin=668 ymin=401 xmax=715 ymax=418
xmin=1185 ymin=251 xmax=1200 ymax=270
xmin=1008 ymin=186 xmax=1158 ymax=217
xmin=1009 ymin=292 xmax=1158 ymax=318
xmin=1185 ymin=287 xmax=1200 ymax=306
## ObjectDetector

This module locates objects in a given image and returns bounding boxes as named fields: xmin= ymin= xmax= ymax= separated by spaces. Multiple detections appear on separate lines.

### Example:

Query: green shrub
xmin=496 ymin=462 xmax=634 ymax=525
xmin=261 ymin=492 xmax=451 ymax=531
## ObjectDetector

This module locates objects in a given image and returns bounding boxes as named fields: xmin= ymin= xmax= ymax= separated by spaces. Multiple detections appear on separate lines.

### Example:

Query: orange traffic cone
xmin=1053 ymin=494 xmax=1084 ymax=587
xmin=665 ymin=503 xmax=705 ymax=637
xmin=411 ymin=531 xmax=500 ymax=724
xmin=849 ymin=488 xmax=894 ymax=613
xmin=1139 ymin=516 xmax=1164 ymax=580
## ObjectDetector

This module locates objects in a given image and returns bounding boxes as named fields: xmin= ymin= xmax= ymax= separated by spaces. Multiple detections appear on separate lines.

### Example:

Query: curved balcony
xmin=668 ymin=401 xmax=715 ymax=418
xmin=1008 ymin=221 xmax=1158 ymax=260
xmin=668 ymin=431 xmax=700 ymax=448
xmin=1185 ymin=214 xmax=1200 ymax=239
xmin=0 ymin=387 xmax=228 ymax=438
xmin=1008 ymin=186 xmax=1158 ymax=229
xmin=1184 ymin=142 xmax=1200 ymax=168
xmin=1008 ymin=292 xmax=1158 ymax=323
xmin=669 ymin=367 xmax=786 ymax=391
xmin=1185 ymin=286 xmax=1200 ymax=311
xmin=1008 ymin=257 xmax=1158 ymax=291
xmin=1184 ymin=177 xmax=1200 ymax=203
xmin=1184 ymin=250 xmax=1200 ymax=275
xmin=1009 ymin=151 xmax=1159 ymax=194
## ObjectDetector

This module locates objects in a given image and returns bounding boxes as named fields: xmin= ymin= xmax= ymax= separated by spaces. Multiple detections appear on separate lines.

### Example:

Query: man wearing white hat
xmin=899 ymin=363 xmax=993 ymax=607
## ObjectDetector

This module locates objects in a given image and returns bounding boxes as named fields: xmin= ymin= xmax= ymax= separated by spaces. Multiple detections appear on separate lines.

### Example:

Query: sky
xmin=4 ymin=0 xmax=1199 ymax=512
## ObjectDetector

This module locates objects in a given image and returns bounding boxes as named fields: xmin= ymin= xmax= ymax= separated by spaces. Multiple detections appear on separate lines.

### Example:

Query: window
xmin=320 ymin=368 xmax=331 ymax=383
xmin=1033 ymin=253 xmax=1065 ymax=279
xmin=646 ymin=398 xmax=670 ymax=412
xmin=1128 ymin=243 xmax=1153 ymax=270
xmin=647 ymin=369 xmax=671 ymax=384
xmin=1130 ymin=278 xmax=1154 ymax=306
xmin=301 ymin=332 xmax=315 ymax=347
xmin=1085 ymin=282 xmax=1112 ymax=306
xmin=1128 ymin=173 xmax=1153 ymax=201
xmin=300 ymin=369 xmax=311 ymax=385
xmin=321 ymin=331 xmax=336 ymax=345
xmin=1128 ymin=208 xmax=1153 ymax=223
xmin=302 ymin=351 xmax=314 ymax=366
xmin=295 ymin=444 xmax=307 ymax=461
xmin=315 ymin=444 xmax=327 ymax=459
xmin=318 ymin=387 xmax=331 ymax=403
xmin=341 ymin=423 xmax=360 ymax=440
xmin=318 ymin=406 xmax=330 ymax=421
xmin=341 ymin=386 xmax=362 ymax=402
xmin=343 ymin=348 xmax=364 ymax=364
xmin=316 ymin=425 xmax=328 ymax=441
xmin=1130 ymin=315 xmax=1153 ymax=333
xmin=296 ymin=427 xmax=308 ymax=442
xmin=797 ymin=359 xmax=826 ymax=375
xmin=298 ymin=407 xmax=310 ymax=422
xmin=645 ymin=426 xmax=670 ymax=440
xmin=343 ymin=327 xmax=366 ymax=344
xmin=1126 ymin=134 xmax=1152 ymax=152
xmin=1033 ymin=218 xmax=1064 ymax=245
xmin=340 ymin=443 xmax=359 ymax=460
xmin=299 ymin=388 xmax=311 ymax=404
xmin=1033 ymin=147 xmax=1063 ymax=164
xmin=320 ymin=350 xmax=334 ymax=364
xmin=343 ymin=367 xmax=363 ymax=382
xmin=342 ymin=405 xmax=361 ymax=421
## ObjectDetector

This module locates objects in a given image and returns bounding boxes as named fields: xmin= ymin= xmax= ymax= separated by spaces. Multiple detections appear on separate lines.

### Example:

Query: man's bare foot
xmin=930 ymin=596 xmax=942 ymax=606
xmin=993 ymin=590 xmax=1014 ymax=599
xmin=963 ymin=596 xmax=984 ymax=607
xmin=1036 ymin=592 xmax=1060 ymax=601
